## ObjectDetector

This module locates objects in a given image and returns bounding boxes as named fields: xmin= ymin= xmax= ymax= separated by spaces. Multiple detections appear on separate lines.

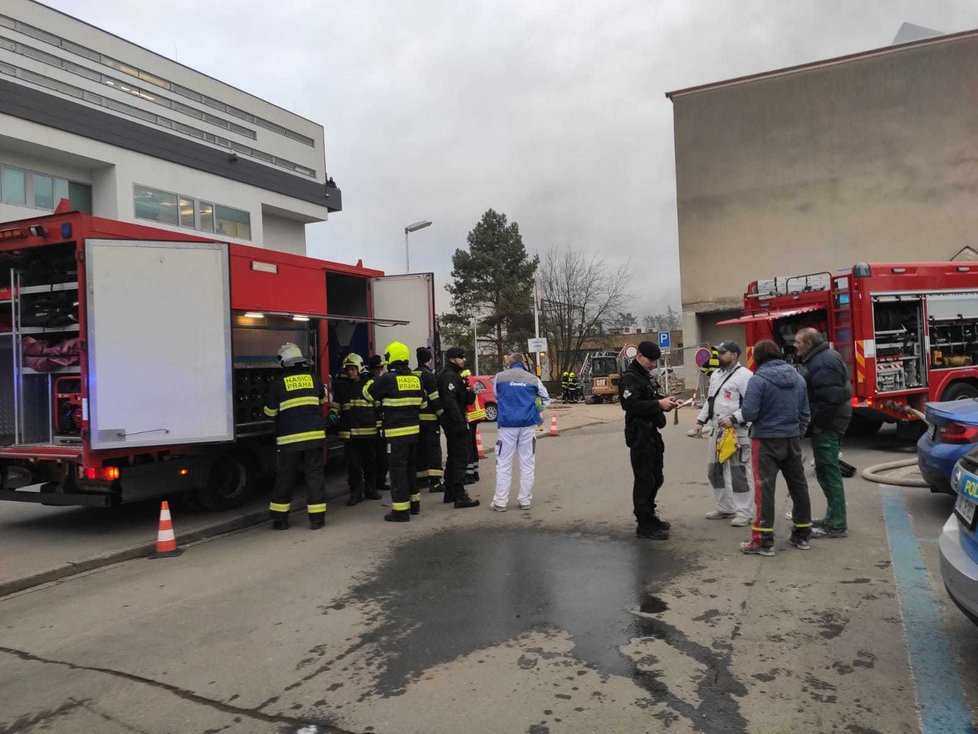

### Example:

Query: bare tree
xmin=539 ymin=245 xmax=631 ymax=376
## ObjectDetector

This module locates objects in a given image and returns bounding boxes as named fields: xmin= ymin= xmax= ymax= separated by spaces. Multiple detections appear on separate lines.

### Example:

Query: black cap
xmin=417 ymin=346 xmax=432 ymax=364
xmin=716 ymin=341 xmax=742 ymax=355
xmin=367 ymin=355 xmax=384 ymax=369
xmin=637 ymin=341 xmax=661 ymax=361
xmin=445 ymin=347 xmax=466 ymax=360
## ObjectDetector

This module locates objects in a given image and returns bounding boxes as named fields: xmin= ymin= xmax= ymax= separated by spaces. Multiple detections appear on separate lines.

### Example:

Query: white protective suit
xmin=696 ymin=363 xmax=755 ymax=520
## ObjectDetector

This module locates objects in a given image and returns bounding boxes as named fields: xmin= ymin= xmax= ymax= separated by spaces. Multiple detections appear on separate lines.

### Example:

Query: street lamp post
xmin=404 ymin=220 xmax=432 ymax=272
xmin=472 ymin=316 xmax=479 ymax=376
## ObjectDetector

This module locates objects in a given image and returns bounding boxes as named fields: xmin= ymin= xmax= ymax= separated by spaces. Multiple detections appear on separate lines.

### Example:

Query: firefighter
xmin=264 ymin=342 xmax=330 ymax=530
xmin=330 ymin=353 xmax=381 ymax=506
xmin=414 ymin=347 xmax=445 ymax=493
xmin=363 ymin=342 xmax=427 ymax=522
xmin=367 ymin=354 xmax=389 ymax=494
xmin=461 ymin=368 xmax=486 ymax=484
xmin=437 ymin=348 xmax=481 ymax=508
xmin=561 ymin=370 xmax=572 ymax=401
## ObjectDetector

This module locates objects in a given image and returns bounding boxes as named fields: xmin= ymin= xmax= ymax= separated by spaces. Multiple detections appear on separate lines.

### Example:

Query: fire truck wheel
xmin=846 ymin=414 xmax=883 ymax=437
xmin=197 ymin=450 xmax=255 ymax=511
xmin=941 ymin=382 xmax=978 ymax=402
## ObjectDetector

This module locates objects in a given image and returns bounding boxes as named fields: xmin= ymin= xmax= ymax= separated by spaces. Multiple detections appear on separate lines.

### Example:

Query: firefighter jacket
xmin=695 ymin=363 xmax=753 ymax=435
xmin=263 ymin=366 xmax=328 ymax=451
xmin=438 ymin=364 xmax=473 ymax=435
xmin=413 ymin=365 xmax=444 ymax=424
xmin=619 ymin=358 xmax=666 ymax=448
xmin=460 ymin=370 xmax=486 ymax=423
xmin=329 ymin=372 xmax=377 ymax=440
xmin=363 ymin=363 xmax=427 ymax=441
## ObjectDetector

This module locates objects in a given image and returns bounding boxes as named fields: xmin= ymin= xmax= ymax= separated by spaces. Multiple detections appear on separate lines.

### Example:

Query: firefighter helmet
xmin=342 ymin=353 xmax=364 ymax=370
xmin=699 ymin=348 xmax=720 ymax=374
xmin=383 ymin=341 xmax=410 ymax=365
xmin=277 ymin=342 xmax=306 ymax=367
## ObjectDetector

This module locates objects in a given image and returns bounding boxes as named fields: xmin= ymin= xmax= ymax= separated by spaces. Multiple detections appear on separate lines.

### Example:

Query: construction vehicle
xmin=0 ymin=208 xmax=435 ymax=508
xmin=579 ymin=350 xmax=627 ymax=403
xmin=718 ymin=262 xmax=978 ymax=437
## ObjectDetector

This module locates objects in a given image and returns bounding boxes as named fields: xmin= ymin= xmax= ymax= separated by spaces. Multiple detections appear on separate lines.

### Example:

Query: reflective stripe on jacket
xmin=264 ymin=366 xmax=327 ymax=451
xmin=414 ymin=365 xmax=444 ymax=422
xmin=330 ymin=372 xmax=377 ymax=439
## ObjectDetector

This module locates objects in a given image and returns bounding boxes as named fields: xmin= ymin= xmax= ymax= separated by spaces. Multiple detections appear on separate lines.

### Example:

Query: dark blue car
xmin=918 ymin=399 xmax=978 ymax=494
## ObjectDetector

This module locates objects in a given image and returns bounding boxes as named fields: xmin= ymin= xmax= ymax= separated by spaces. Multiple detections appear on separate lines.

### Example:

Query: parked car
xmin=942 ymin=451 xmax=978 ymax=626
xmin=917 ymin=399 xmax=978 ymax=494
xmin=469 ymin=375 xmax=497 ymax=422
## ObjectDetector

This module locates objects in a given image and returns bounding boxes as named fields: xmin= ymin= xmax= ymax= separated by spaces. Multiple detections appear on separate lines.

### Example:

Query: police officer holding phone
xmin=619 ymin=341 xmax=681 ymax=540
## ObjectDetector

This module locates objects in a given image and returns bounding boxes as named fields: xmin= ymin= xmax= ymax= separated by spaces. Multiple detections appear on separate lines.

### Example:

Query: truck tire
xmin=196 ymin=450 xmax=255 ymax=510
xmin=941 ymin=382 xmax=978 ymax=402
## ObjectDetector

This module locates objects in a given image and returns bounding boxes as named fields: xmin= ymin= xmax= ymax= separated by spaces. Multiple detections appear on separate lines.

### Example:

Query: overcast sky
xmin=43 ymin=1 xmax=978 ymax=319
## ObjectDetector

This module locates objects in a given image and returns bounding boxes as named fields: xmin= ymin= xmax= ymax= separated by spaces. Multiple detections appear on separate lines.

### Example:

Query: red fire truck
xmin=0 ymin=209 xmax=436 ymax=508
xmin=718 ymin=262 xmax=978 ymax=435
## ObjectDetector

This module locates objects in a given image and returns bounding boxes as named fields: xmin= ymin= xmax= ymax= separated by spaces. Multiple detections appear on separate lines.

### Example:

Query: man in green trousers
xmin=794 ymin=328 xmax=852 ymax=538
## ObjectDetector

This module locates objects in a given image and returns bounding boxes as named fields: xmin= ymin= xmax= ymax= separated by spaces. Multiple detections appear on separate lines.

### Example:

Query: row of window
xmin=0 ymin=13 xmax=315 ymax=146
xmin=0 ymin=60 xmax=317 ymax=178
xmin=1 ymin=33 xmax=257 ymax=139
xmin=134 ymin=185 xmax=251 ymax=240
xmin=0 ymin=164 xmax=92 ymax=213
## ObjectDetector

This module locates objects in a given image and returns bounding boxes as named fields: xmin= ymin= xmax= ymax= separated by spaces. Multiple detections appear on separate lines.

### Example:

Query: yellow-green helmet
xmin=384 ymin=341 xmax=410 ymax=364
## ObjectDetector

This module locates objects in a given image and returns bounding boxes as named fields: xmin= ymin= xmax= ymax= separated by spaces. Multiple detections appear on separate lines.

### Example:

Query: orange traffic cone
xmin=475 ymin=426 xmax=486 ymax=458
xmin=149 ymin=500 xmax=183 ymax=558
xmin=550 ymin=414 xmax=559 ymax=436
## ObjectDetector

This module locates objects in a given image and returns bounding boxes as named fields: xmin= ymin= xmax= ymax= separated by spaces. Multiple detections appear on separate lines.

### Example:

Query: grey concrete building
xmin=667 ymin=29 xmax=978 ymax=385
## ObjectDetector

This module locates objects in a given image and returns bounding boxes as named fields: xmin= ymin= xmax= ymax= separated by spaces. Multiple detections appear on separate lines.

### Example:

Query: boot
xmin=384 ymin=510 xmax=410 ymax=523
xmin=410 ymin=500 xmax=421 ymax=515
xmin=443 ymin=486 xmax=458 ymax=504
xmin=364 ymin=489 xmax=382 ymax=500
xmin=272 ymin=516 xmax=289 ymax=530
xmin=429 ymin=481 xmax=445 ymax=493
xmin=347 ymin=491 xmax=363 ymax=507
xmin=454 ymin=492 xmax=480 ymax=509
xmin=636 ymin=524 xmax=668 ymax=540
xmin=309 ymin=514 xmax=325 ymax=530
xmin=651 ymin=513 xmax=671 ymax=531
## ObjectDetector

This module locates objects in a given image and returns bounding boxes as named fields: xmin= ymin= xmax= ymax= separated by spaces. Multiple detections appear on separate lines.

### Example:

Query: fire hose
xmin=860 ymin=407 xmax=929 ymax=487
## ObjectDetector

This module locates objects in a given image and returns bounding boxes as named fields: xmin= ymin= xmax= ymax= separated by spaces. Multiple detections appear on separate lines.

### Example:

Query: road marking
xmin=880 ymin=486 xmax=974 ymax=734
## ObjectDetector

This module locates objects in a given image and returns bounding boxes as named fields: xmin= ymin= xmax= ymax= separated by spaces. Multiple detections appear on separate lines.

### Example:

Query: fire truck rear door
xmin=370 ymin=273 xmax=436 ymax=352
xmin=86 ymin=239 xmax=234 ymax=450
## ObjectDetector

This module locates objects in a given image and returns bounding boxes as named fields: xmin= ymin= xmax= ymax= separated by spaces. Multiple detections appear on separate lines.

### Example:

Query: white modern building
xmin=0 ymin=0 xmax=340 ymax=255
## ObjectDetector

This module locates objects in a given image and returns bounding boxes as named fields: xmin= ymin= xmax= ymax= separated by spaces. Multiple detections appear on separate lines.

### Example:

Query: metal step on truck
xmin=0 ymin=208 xmax=436 ymax=509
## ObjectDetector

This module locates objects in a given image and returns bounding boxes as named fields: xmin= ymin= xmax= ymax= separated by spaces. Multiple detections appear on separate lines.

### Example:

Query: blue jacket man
xmin=490 ymin=353 xmax=550 ymax=512
xmin=738 ymin=340 xmax=813 ymax=557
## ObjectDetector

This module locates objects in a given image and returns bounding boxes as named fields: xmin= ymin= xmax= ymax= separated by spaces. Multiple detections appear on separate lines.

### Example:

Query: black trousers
xmin=751 ymin=437 xmax=812 ymax=547
xmin=388 ymin=438 xmax=420 ymax=512
xmin=444 ymin=426 xmax=469 ymax=496
xmin=270 ymin=447 xmax=326 ymax=518
xmin=374 ymin=433 xmax=389 ymax=491
xmin=629 ymin=433 xmax=664 ymax=527
xmin=416 ymin=421 xmax=444 ymax=484
xmin=344 ymin=438 xmax=377 ymax=497
xmin=466 ymin=424 xmax=479 ymax=478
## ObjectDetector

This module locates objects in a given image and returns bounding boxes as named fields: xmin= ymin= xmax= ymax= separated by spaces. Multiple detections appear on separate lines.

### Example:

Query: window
xmin=67 ymin=182 xmax=92 ymax=214
xmin=198 ymin=202 xmax=215 ymax=233
xmin=134 ymin=185 xmax=178 ymax=225
xmin=133 ymin=186 xmax=249 ymax=239
xmin=2 ymin=167 xmax=26 ymax=205
xmin=215 ymin=205 xmax=251 ymax=240
xmin=33 ymin=174 xmax=54 ymax=210
xmin=179 ymin=197 xmax=195 ymax=228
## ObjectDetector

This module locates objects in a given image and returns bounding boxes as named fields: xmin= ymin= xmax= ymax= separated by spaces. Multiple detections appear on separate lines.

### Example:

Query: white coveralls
xmin=696 ymin=363 xmax=755 ymax=520
xmin=492 ymin=366 xmax=551 ymax=508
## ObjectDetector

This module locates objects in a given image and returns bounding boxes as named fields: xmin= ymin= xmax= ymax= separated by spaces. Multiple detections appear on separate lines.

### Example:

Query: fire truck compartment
xmin=872 ymin=296 xmax=925 ymax=393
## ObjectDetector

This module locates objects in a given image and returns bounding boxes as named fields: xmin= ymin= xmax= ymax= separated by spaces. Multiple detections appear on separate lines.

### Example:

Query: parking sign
xmin=658 ymin=331 xmax=671 ymax=352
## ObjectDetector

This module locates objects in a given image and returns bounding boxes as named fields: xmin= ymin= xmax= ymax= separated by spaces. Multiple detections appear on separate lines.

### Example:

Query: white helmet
xmin=277 ymin=342 xmax=306 ymax=367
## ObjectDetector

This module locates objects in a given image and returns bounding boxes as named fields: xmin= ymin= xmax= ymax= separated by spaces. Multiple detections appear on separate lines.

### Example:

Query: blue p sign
xmin=658 ymin=332 xmax=671 ymax=350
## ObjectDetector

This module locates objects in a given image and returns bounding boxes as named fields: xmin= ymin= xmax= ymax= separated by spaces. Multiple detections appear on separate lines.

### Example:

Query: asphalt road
xmin=0 ymin=406 xmax=976 ymax=733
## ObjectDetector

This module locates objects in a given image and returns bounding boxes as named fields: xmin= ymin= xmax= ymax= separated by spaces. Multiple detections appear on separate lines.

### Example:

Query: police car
xmin=943 ymin=450 xmax=978 ymax=625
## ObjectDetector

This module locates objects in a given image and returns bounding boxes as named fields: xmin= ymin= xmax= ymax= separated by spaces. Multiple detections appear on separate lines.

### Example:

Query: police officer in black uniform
xmin=618 ymin=341 xmax=681 ymax=540
xmin=437 ymin=347 xmax=481 ymax=508
xmin=264 ymin=342 xmax=329 ymax=530
xmin=364 ymin=342 xmax=427 ymax=522
xmin=414 ymin=347 xmax=445 ymax=493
